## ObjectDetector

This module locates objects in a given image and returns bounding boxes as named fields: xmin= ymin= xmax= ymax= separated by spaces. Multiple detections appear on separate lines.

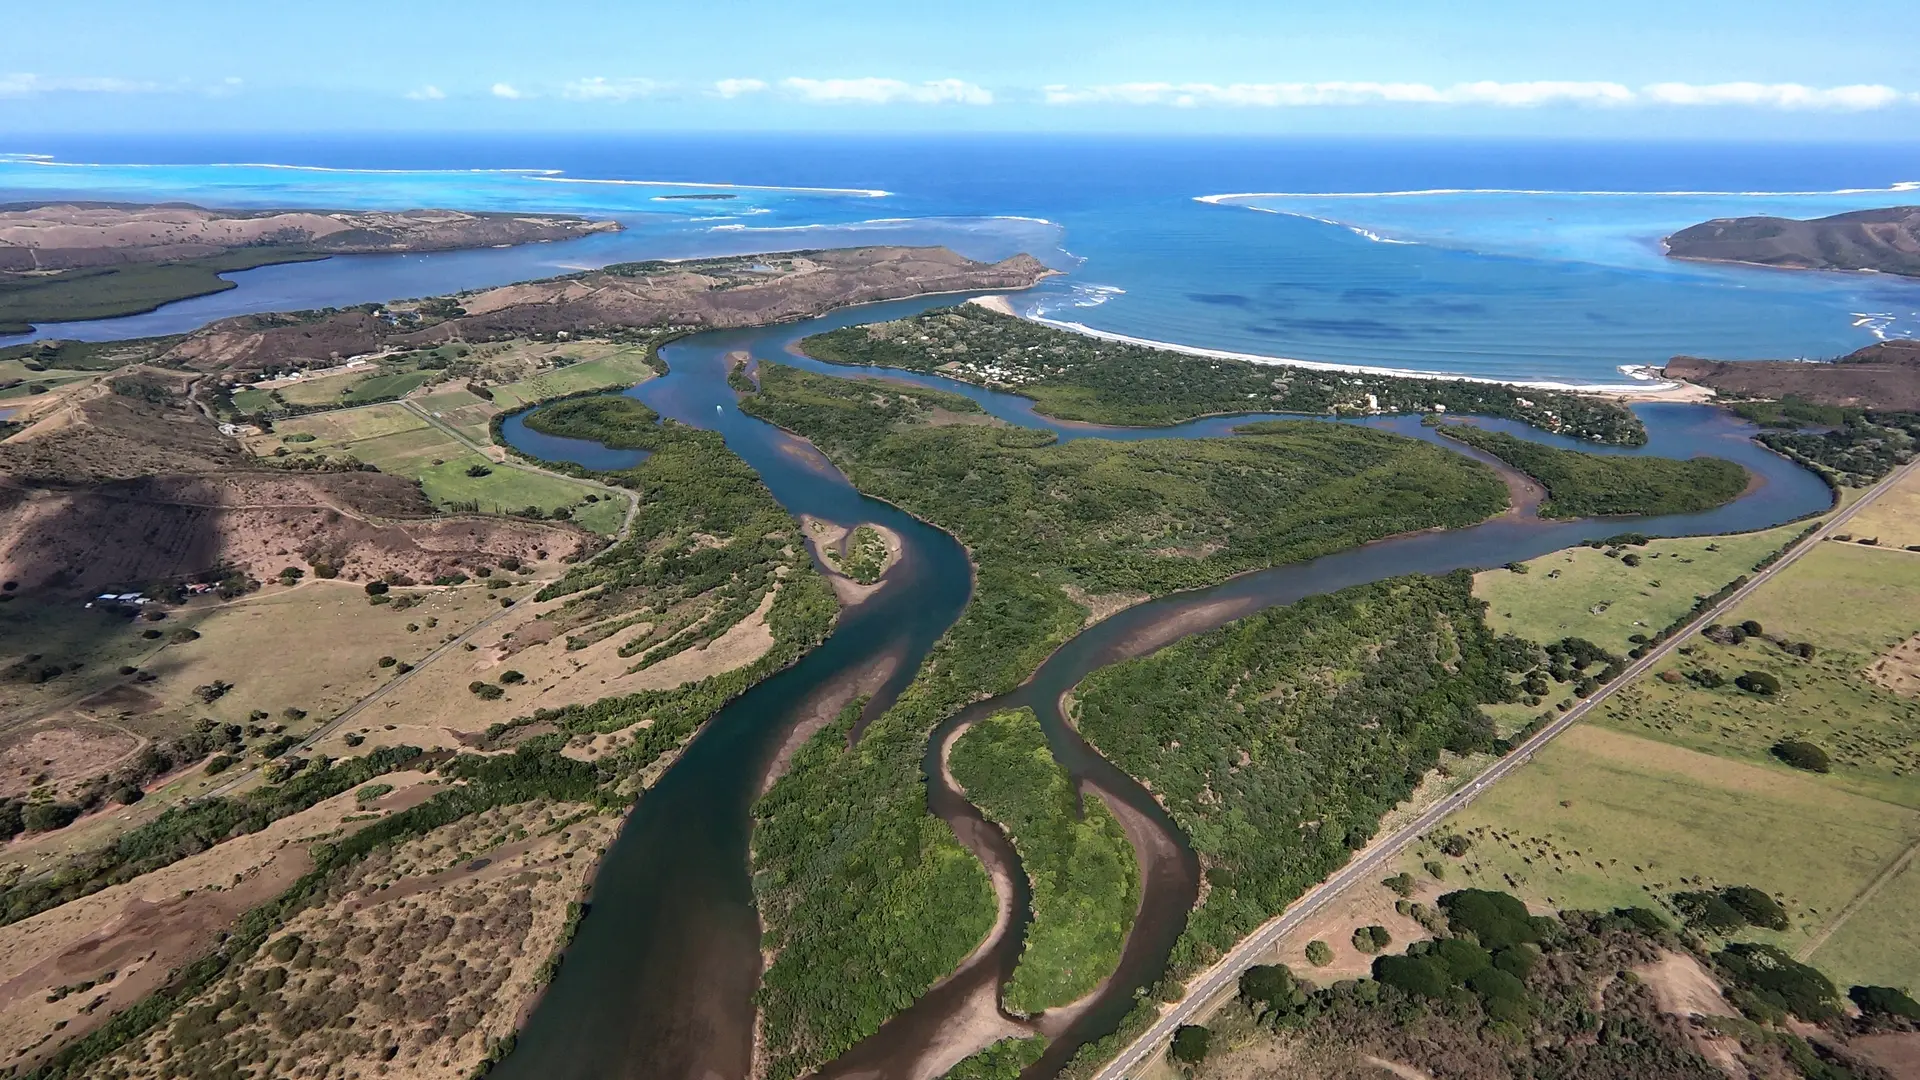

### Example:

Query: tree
xmin=1169 ymin=1025 xmax=1210 ymax=1065
xmin=1353 ymin=925 xmax=1392 ymax=954
xmin=1440 ymin=834 xmax=1472 ymax=858
xmin=1850 ymin=985 xmax=1920 ymax=1021
xmin=1735 ymin=670 xmax=1780 ymax=696
xmin=1740 ymin=620 xmax=1765 ymax=636
xmin=466 ymin=464 xmax=493 ymax=478
xmin=1305 ymin=940 xmax=1334 ymax=967
xmin=364 ymin=581 xmax=389 ymax=596
xmin=23 ymin=802 xmax=80 ymax=832
xmin=469 ymin=681 xmax=505 ymax=700
xmin=1771 ymin=739 xmax=1830 ymax=773
xmin=1721 ymin=885 xmax=1789 ymax=931
xmin=1383 ymin=872 xmax=1417 ymax=897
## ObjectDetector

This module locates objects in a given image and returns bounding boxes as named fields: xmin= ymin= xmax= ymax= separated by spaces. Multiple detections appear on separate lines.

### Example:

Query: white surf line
xmin=1019 ymin=309 xmax=1678 ymax=395
xmin=531 ymin=175 xmax=891 ymax=198
xmin=1196 ymin=180 xmax=1920 ymax=201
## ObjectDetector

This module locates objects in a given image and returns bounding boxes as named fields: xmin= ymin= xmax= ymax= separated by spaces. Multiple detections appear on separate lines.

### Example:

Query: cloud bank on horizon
xmin=5 ymin=72 xmax=1913 ymax=114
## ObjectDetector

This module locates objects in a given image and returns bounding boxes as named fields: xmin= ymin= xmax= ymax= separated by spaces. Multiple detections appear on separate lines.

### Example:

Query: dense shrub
xmin=1305 ymin=940 xmax=1333 ymax=967
xmin=23 ymin=802 xmax=81 ymax=832
xmin=1771 ymin=740 xmax=1831 ymax=773
xmin=1735 ymin=670 xmax=1781 ymax=696
xmin=469 ymin=681 xmax=505 ymax=700
xmin=1850 ymin=985 xmax=1920 ymax=1021
xmin=1373 ymin=954 xmax=1450 ymax=998
xmin=1169 ymin=1025 xmax=1211 ymax=1064
xmin=1722 ymin=886 xmax=1790 ymax=931
xmin=1673 ymin=890 xmax=1748 ymax=934
xmin=1440 ymin=889 xmax=1541 ymax=949
xmin=1352 ymin=925 xmax=1393 ymax=954
xmin=1715 ymin=942 xmax=1842 ymax=1022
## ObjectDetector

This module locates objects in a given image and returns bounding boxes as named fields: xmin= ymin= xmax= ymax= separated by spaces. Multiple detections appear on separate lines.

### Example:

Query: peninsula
xmin=0 ymin=202 xmax=624 ymax=333
xmin=1664 ymin=205 xmax=1920 ymax=277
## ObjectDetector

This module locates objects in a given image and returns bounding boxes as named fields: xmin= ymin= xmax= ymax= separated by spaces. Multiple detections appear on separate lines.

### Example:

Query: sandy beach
xmin=966 ymin=294 xmax=1714 ymax=403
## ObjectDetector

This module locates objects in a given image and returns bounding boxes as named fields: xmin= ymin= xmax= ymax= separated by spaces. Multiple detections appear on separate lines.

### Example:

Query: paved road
xmin=1092 ymin=455 xmax=1920 ymax=1080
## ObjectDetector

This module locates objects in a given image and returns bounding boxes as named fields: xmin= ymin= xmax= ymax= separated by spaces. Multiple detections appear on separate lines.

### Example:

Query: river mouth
xmin=492 ymin=292 xmax=1833 ymax=1080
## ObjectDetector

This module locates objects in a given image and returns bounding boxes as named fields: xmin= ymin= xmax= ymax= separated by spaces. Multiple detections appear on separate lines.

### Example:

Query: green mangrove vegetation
xmin=743 ymin=365 xmax=1509 ymax=595
xmin=948 ymin=709 xmax=1139 ymax=1016
xmin=1436 ymin=423 xmax=1750 ymax=518
xmin=798 ymin=305 xmax=1647 ymax=444
xmin=1070 ymin=573 xmax=1529 ymax=979
xmin=741 ymin=368 xmax=1513 ymax=1079
xmin=0 ymin=250 xmax=330 ymax=333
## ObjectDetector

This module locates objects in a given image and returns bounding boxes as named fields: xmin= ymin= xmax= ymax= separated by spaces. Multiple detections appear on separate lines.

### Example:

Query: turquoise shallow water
xmin=3 ymin=135 xmax=1918 ymax=381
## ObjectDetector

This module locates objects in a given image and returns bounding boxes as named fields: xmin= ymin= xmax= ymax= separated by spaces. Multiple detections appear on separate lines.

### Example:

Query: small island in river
xmin=1664 ymin=205 xmax=1920 ymax=277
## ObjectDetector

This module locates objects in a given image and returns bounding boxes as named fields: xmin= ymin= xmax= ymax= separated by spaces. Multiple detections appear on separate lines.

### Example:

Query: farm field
xmin=1473 ymin=524 xmax=1803 ymax=656
xmin=262 ymin=404 xmax=620 ymax=530
xmin=1391 ymin=724 xmax=1920 ymax=985
xmin=487 ymin=349 xmax=655 ymax=409
xmin=1387 ymin=534 xmax=1920 ymax=996
xmin=1831 ymin=457 xmax=1920 ymax=549
xmin=1593 ymin=540 xmax=1920 ymax=807
xmin=416 ymin=386 xmax=499 ymax=443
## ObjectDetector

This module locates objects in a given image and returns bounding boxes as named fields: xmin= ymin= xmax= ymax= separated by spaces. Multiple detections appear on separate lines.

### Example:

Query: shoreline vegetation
xmin=740 ymin=365 xmax=1512 ymax=1079
xmin=1434 ymin=422 xmax=1751 ymax=518
xmin=948 ymin=708 xmax=1139 ymax=1017
xmin=800 ymin=301 xmax=1656 ymax=443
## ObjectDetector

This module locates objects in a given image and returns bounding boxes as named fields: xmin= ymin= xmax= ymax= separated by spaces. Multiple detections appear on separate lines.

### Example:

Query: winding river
xmin=489 ymin=294 xmax=1833 ymax=1080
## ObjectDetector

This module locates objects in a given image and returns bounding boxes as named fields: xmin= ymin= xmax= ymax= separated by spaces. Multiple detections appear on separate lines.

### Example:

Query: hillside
xmin=1665 ymin=206 xmax=1920 ymax=277
xmin=1665 ymin=340 xmax=1920 ymax=410
xmin=162 ymin=247 xmax=1056 ymax=372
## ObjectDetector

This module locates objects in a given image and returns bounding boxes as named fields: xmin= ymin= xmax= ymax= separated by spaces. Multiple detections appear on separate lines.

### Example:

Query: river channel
xmin=489 ymin=293 xmax=1834 ymax=1080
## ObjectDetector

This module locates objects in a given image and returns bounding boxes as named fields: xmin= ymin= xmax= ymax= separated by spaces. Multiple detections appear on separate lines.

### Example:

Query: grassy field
xmin=1592 ymin=541 xmax=1920 ymax=807
xmin=1474 ymin=523 xmax=1804 ymax=655
xmin=415 ymin=387 xmax=499 ymax=443
xmin=263 ymin=404 xmax=620 ymax=530
xmin=1837 ymin=460 xmax=1920 ymax=548
xmin=1396 ymin=724 xmax=1920 ymax=987
xmin=1401 ymin=534 xmax=1920 ymax=996
xmin=274 ymin=368 xmax=433 ymax=407
xmin=488 ymin=350 xmax=654 ymax=409
xmin=1807 ymin=845 xmax=1920 ymax=989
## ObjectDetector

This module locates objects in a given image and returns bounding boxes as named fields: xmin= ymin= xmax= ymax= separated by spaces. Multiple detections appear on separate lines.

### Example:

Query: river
xmin=489 ymin=293 xmax=1832 ymax=1080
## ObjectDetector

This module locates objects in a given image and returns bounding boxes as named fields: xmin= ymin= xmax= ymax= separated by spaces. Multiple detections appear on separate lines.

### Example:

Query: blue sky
xmin=6 ymin=0 xmax=1919 ymax=137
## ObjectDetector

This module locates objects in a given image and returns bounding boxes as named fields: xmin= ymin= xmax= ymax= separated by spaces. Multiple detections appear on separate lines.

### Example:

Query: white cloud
xmin=405 ymin=85 xmax=446 ymax=101
xmin=490 ymin=83 xmax=523 ymax=100
xmin=1642 ymin=81 xmax=1905 ymax=110
xmin=713 ymin=78 xmax=768 ymax=98
xmin=563 ymin=76 xmax=661 ymax=102
xmin=780 ymin=77 xmax=992 ymax=105
xmin=1043 ymin=79 xmax=1914 ymax=110
xmin=0 ymin=73 xmax=165 ymax=97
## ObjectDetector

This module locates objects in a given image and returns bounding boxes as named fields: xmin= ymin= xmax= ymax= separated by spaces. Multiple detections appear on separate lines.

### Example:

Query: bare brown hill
xmin=0 ymin=472 xmax=584 ymax=594
xmin=1665 ymin=339 xmax=1920 ymax=409
xmin=1665 ymin=206 xmax=1920 ymax=277
xmin=0 ymin=369 xmax=586 ymax=594
xmin=0 ymin=203 xmax=620 ymax=272
xmin=163 ymin=246 xmax=1055 ymax=372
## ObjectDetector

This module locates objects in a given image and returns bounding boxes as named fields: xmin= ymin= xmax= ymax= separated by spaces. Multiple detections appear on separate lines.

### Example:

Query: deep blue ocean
xmin=4 ymin=134 xmax=1917 ymax=385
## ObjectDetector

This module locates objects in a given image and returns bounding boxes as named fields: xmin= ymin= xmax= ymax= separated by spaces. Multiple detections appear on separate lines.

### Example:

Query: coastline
xmin=966 ymin=295 xmax=1712 ymax=403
